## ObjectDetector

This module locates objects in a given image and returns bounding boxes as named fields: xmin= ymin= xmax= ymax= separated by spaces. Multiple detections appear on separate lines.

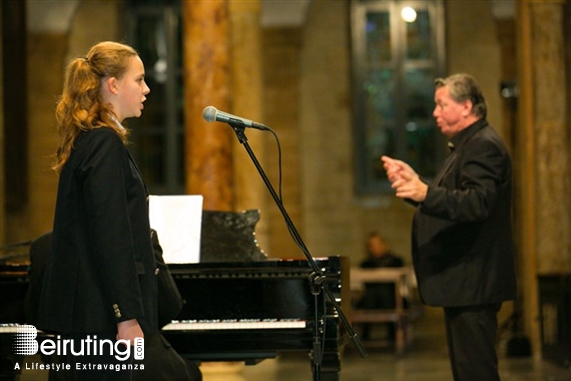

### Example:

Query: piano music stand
xmin=226 ymin=121 xmax=367 ymax=381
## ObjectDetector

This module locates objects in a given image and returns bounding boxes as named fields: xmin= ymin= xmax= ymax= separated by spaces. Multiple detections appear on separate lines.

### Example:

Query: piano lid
xmin=200 ymin=210 xmax=267 ymax=262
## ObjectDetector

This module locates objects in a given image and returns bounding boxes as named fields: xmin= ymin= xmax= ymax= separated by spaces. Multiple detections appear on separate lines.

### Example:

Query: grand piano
xmin=163 ymin=210 xmax=351 ymax=381
xmin=0 ymin=210 xmax=351 ymax=381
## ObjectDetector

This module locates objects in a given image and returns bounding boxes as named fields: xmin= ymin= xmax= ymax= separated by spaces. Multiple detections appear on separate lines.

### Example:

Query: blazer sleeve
xmin=151 ymin=230 xmax=183 ymax=327
xmin=77 ymin=129 xmax=145 ymax=323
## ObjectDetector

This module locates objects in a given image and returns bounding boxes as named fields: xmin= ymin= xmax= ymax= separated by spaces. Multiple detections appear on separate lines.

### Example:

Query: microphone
xmin=202 ymin=106 xmax=270 ymax=131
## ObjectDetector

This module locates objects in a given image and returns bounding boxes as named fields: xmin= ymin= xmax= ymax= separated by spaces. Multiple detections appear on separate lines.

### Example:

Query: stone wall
xmin=261 ymin=27 xmax=304 ymax=258
xmin=4 ymin=0 xmax=122 ymax=243
xmin=298 ymin=1 xmax=415 ymax=266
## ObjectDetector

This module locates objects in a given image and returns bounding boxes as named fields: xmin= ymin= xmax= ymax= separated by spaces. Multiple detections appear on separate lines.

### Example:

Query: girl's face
xmin=111 ymin=56 xmax=150 ymax=122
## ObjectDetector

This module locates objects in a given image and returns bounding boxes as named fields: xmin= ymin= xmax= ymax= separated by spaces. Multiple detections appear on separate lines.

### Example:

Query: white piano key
xmin=162 ymin=319 xmax=306 ymax=331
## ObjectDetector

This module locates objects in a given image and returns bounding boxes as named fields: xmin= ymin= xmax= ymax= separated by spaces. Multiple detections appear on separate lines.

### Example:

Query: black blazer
xmin=37 ymin=127 xmax=158 ymax=337
xmin=412 ymin=119 xmax=517 ymax=307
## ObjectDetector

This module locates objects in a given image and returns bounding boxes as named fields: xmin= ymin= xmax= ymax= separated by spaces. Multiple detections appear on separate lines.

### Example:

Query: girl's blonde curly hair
xmin=53 ymin=41 xmax=138 ymax=173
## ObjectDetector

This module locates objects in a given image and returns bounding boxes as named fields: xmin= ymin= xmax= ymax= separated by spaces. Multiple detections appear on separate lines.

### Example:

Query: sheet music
xmin=148 ymin=195 xmax=203 ymax=264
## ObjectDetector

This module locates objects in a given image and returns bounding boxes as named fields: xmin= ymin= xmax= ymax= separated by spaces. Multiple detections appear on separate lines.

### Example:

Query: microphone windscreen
xmin=202 ymin=106 xmax=217 ymax=122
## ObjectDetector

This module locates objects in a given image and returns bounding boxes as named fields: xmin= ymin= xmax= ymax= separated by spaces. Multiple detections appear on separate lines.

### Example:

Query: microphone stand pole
xmin=227 ymin=122 xmax=367 ymax=380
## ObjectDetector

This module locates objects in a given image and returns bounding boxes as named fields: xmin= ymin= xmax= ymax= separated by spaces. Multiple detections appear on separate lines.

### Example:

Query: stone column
xmin=530 ymin=1 xmax=570 ymax=275
xmin=228 ymin=0 xmax=270 ymax=250
xmin=516 ymin=0 xmax=570 ymax=357
xmin=0 ymin=0 xmax=4 ymax=244
xmin=182 ymin=1 xmax=234 ymax=211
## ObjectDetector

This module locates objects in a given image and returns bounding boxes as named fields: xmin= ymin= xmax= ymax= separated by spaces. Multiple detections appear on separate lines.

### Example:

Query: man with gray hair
xmin=382 ymin=73 xmax=517 ymax=381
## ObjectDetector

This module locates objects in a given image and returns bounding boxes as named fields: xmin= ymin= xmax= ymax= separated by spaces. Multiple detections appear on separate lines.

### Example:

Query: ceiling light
xmin=401 ymin=6 xmax=417 ymax=23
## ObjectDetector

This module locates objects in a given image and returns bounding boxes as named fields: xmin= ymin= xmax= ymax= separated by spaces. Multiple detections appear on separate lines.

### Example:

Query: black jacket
xmin=412 ymin=119 xmax=517 ymax=307
xmin=37 ymin=127 xmax=158 ymax=336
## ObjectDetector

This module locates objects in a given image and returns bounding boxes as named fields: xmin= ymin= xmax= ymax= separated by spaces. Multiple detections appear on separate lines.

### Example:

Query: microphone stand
xmin=227 ymin=122 xmax=367 ymax=381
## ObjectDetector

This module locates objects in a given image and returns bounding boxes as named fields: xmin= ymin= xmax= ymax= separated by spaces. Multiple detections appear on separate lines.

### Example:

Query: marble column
xmin=530 ymin=1 xmax=570 ymax=275
xmin=228 ymin=0 xmax=270 ymax=250
xmin=0 ymin=1 xmax=4 ymax=244
xmin=516 ymin=0 xmax=570 ymax=357
xmin=182 ymin=1 xmax=234 ymax=211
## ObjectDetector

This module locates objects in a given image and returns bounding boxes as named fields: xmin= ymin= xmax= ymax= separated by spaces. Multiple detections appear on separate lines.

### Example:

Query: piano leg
xmin=317 ymin=350 xmax=342 ymax=381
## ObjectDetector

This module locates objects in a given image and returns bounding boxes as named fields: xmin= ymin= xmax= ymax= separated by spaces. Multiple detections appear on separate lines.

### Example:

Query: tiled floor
xmin=16 ymin=307 xmax=571 ymax=380
xmin=205 ymin=307 xmax=571 ymax=381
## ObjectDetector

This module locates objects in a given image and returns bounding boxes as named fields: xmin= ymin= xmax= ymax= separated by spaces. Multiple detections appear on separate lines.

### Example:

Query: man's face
xmin=368 ymin=236 xmax=388 ymax=257
xmin=432 ymin=85 xmax=471 ymax=137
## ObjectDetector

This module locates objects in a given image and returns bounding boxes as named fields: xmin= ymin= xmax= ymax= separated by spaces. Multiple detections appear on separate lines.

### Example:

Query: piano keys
xmin=162 ymin=255 xmax=350 ymax=381
xmin=163 ymin=319 xmax=307 ymax=330
xmin=0 ymin=324 xmax=26 ymax=333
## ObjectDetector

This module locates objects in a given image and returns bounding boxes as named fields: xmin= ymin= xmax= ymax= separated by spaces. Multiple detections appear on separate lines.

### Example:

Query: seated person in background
xmin=356 ymin=231 xmax=405 ymax=340
xmin=357 ymin=231 xmax=404 ymax=309
xmin=360 ymin=231 xmax=403 ymax=270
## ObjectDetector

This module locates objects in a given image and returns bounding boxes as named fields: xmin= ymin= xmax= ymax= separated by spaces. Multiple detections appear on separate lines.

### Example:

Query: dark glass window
xmin=125 ymin=3 xmax=184 ymax=195
xmin=351 ymin=0 xmax=446 ymax=194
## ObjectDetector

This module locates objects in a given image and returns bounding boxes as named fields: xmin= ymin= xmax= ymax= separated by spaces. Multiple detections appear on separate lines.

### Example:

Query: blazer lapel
xmin=127 ymin=151 xmax=150 ymax=196
xmin=432 ymin=148 xmax=457 ymax=186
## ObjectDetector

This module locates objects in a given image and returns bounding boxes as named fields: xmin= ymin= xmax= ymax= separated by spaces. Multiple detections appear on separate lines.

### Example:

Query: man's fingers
xmin=401 ymin=170 xmax=416 ymax=181
xmin=391 ymin=179 xmax=404 ymax=189
xmin=380 ymin=155 xmax=393 ymax=163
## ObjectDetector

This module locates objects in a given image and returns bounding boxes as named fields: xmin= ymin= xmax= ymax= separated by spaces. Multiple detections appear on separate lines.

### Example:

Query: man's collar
xmin=448 ymin=118 xmax=487 ymax=150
